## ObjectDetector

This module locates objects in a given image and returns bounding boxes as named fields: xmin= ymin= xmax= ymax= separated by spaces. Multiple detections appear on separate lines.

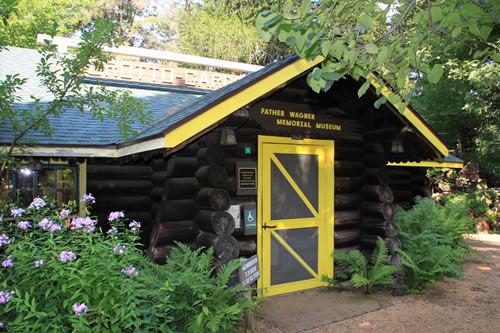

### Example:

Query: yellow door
xmin=258 ymin=136 xmax=334 ymax=296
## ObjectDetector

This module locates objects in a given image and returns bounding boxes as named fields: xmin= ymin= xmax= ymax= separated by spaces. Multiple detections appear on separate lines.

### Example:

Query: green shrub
xmin=0 ymin=196 xmax=255 ymax=332
xmin=395 ymin=197 xmax=475 ymax=292
xmin=330 ymin=237 xmax=401 ymax=294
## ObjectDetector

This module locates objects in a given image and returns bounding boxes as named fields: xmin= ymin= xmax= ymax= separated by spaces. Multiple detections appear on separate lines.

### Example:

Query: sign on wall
xmin=249 ymin=100 xmax=359 ymax=137
xmin=85 ymin=61 xmax=243 ymax=90
xmin=236 ymin=161 xmax=257 ymax=196
xmin=238 ymin=255 xmax=260 ymax=287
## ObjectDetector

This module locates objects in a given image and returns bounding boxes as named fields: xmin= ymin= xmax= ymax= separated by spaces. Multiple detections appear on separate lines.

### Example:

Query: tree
xmin=256 ymin=0 xmax=499 ymax=111
xmin=0 ymin=18 xmax=152 ymax=177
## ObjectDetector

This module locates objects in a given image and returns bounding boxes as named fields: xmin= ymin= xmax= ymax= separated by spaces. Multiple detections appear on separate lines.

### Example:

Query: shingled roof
xmin=0 ymin=47 xmax=203 ymax=146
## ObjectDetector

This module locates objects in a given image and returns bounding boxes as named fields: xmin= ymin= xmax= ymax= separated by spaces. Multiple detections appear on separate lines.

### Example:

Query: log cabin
xmin=0 ymin=44 xmax=463 ymax=297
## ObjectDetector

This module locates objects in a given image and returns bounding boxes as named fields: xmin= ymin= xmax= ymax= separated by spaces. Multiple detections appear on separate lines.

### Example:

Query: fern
xmin=334 ymin=237 xmax=400 ymax=294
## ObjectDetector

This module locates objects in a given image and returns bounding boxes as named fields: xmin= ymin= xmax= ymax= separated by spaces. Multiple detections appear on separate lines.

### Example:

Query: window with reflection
xmin=1 ymin=166 xmax=77 ymax=206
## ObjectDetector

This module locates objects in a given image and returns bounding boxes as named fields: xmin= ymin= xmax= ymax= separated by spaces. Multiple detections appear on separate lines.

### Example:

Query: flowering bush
xmin=0 ymin=195 xmax=255 ymax=331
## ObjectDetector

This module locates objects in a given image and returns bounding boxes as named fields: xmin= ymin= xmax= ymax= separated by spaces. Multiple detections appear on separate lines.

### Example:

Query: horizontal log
xmin=335 ymin=135 xmax=364 ymax=148
xmin=360 ymin=202 xmax=395 ymax=220
xmin=334 ymin=210 xmax=361 ymax=227
xmin=386 ymin=168 xmax=412 ymax=179
xmin=196 ymin=232 xmax=240 ymax=260
xmin=197 ymin=146 xmax=226 ymax=166
xmin=163 ymin=177 xmax=201 ymax=200
xmin=151 ymin=172 xmax=168 ymax=186
xmin=147 ymin=243 xmax=197 ymax=264
xmin=334 ymin=229 xmax=361 ymax=247
xmin=361 ymin=222 xmax=399 ymax=238
xmin=335 ymin=177 xmax=363 ymax=192
xmin=87 ymin=165 xmax=152 ymax=180
xmin=334 ymin=194 xmax=361 ymax=209
xmin=334 ymin=146 xmax=364 ymax=161
xmin=155 ymin=200 xmax=198 ymax=222
xmin=222 ymin=109 xmax=249 ymax=128
xmin=150 ymin=220 xmax=200 ymax=248
xmin=151 ymin=187 xmax=166 ymax=201
xmin=363 ymin=127 xmax=400 ymax=142
xmin=87 ymin=179 xmax=153 ymax=194
xmin=388 ymin=179 xmax=412 ymax=190
xmin=151 ymin=158 xmax=167 ymax=172
xmin=360 ymin=235 xmax=402 ymax=254
xmin=334 ymin=245 xmax=360 ymax=253
xmin=195 ymin=210 xmax=235 ymax=235
xmin=225 ymin=176 xmax=237 ymax=195
xmin=364 ymin=168 xmax=389 ymax=185
xmin=363 ymin=153 xmax=386 ymax=168
xmin=199 ymin=130 xmax=221 ymax=147
xmin=364 ymin=143 xmax=385 ymax=155
xmin=235 ymin=127 xmax=266 ymax=142
xmin=196 ymin=188 xmax=231 ymax=211
xmin=222 ymin=142 xmax=257 ymax=158
xmin=361 ymin=185 xmax=394 ymax=203
xmin=125 ymin=210 xmax=153 ymax=225
xmin=175 ymin=142 xmax=201 ymax=157
xmin=392 ymin=190 xmax=412 ymax=202
xmin=334 ymin=160 xmax=364 ymax=176
xmin=410 ymin=174 xmax=430 ymax=185
xmin=394 ymin=201 xmax=412 ymax=210
xmin=412 ymin=185 xmax=432 ymax=198
xmin=237 ymin=236 xmax=257 ymax=256
xmin=195 ymin=165 xmax=228 ymax=188
xmin=93 ymin=195 xmax=152 ymax=210
xmin=166 ymin=157 xmax=200 ymax=178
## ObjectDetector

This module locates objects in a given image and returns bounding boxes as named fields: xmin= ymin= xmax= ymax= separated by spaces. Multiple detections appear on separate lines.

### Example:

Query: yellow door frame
xmin=257 ymin=136 xmax=335 ymax=296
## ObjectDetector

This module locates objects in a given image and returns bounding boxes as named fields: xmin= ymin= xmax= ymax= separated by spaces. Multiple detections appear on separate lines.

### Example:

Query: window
xmin=0 ymin=165 xmax=78 ymax=206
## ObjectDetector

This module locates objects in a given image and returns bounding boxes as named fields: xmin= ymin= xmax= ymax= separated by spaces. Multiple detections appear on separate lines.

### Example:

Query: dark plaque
xmin=237 ymin=161 xmax=257 ymax=195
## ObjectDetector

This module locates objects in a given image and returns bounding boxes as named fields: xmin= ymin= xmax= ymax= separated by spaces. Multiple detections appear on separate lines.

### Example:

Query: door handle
xmin=263 ymin=223 xmax=277 ymax=229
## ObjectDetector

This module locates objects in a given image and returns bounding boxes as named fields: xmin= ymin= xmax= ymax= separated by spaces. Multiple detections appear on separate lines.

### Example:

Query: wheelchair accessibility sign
xmin=243 ymin=203 xmax=257 ymax=235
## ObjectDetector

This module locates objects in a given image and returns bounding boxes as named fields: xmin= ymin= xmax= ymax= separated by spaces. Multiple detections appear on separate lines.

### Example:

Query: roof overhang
xmin=387 ymin=160 xmax=464 ymax=169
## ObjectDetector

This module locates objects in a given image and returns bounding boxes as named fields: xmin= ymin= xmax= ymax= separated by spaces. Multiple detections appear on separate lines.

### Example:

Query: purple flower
xmin=17 ymin=221 xmax=32 ymax=230
xmin=0 ymin=234 xmax=11 ymax=247
xmin=113 ymin=244 xmax=129 ymax=254
xmin=108 ymin=211 xmax=124 ymax=222
xmin=59 ymin=251 xmax=77 ymax=263
xmin=10 ymin=207 xmax=25 ymax=217
xmin=129 ymin=220 xmax=141 ymax=231
xmin=0 ymin=290 xmax=15 ymax=303
xmin=35 ymin=259 xmax=44 ymax=267
xmin=81 ymin=193 xmax=96 ymax=204
xmin=107 ymin=227 xmax=118 ymax=235
xmin=72 ymin=302 xmax=88 ymax=316
xmin=28 ymin=197 xmax=46 ymax=210
xmin=38 ymin=218 xmax=62 ymax=232
xmin=70 ymin=217 xmax=96 ymax=233
xmin=121 ymin=265 xmax=139 ymax=276
xmin=59 ymin=209 xmax=71 ymax=219
xmin=2 ymin=256 xmax=13 ymax=268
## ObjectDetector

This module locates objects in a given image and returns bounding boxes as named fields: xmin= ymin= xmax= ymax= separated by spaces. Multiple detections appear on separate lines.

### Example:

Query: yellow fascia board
xmin=366 ymin=73 xmax=449 ymax=157
xmin=163 ymin=57 xmax=325 ymax=148
xmin=387 ymin=161 xmax=464 ymax=169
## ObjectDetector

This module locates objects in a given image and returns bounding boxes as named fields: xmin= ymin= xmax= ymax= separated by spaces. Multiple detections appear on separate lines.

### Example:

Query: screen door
xmin=258 ymin=136 xmax=334 ymax=296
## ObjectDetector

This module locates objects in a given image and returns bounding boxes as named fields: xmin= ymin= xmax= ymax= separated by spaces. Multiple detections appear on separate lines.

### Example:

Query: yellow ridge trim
xmin=271 ymin=230 xmax=318 ymax=278
xmin=164 ymin=57 xmax=324 ymax=148
xmin=270 ymin=153 xmax=319 ymax=217
xmin=387 ymin=161 xmax=464 ymax=169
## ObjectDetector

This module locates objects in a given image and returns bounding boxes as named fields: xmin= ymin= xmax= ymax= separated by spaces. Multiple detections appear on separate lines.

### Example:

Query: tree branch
xmin=373 ymin=0 xmax=417 ymax=44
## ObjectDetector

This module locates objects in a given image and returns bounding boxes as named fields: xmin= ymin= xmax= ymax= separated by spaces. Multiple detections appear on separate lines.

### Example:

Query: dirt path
xmin=254 ymin=234 xmax=500 ymax=333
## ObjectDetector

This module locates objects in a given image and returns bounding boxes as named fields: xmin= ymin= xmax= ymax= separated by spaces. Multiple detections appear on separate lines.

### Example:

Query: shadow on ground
xmin=255 ymin=288 xmax=390 ymax=333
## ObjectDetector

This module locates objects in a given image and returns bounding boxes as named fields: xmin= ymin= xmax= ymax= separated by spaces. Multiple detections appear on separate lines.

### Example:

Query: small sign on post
xmin=238 ymin=255 xmax=260 ymax=287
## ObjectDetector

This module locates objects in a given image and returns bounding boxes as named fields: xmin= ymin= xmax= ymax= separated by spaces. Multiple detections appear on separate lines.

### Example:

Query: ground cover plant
xmin=324 ymin=236 xmax=400 ymax=294
xmin=0 ymin=195 xmax=254 ymax=332
xmin=395 ymin=197 xmax=476 ymax=292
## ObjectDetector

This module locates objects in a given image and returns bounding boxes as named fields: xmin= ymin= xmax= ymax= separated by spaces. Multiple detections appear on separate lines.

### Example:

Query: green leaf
xmin=451 ymin=27 xmax=461 ymax=38
xmin=300 ymin=0 xmax=309 ymax=18
xmin=431 ymin=7 xmax=443 ymax=22
xmin=321 ymin=40 xmax=331 ymax=57
xmin=312 ymin=67 xmax=322 ymax=80
xmin=296 ymin=31 xmax=306 ymax=50
xmin=277 ymin=23 xmax=292 ymax=43
xmin=358 ymin=15 xmax=373 ymax=29
xmin=427 ymin=64 xmax=443 ymax=84
xmin=357 ymin=79 xmax=371 ymax=98
xmin=365 ymin=43 xmax=378 ymax=55
xmin=256 ymin=13 xmax=280 ymax=42
xmin=492 ymin=53 xmax=500 ymax=62
xmin=376 ymin=46 xmax=390 ymax=64
xmin=479 ymin=25 xmax=493 ymax=41
xmin=322 ymin=72 xmax=343 ymax=82
xmin=374 ymin=96 xmax=387 ymax=109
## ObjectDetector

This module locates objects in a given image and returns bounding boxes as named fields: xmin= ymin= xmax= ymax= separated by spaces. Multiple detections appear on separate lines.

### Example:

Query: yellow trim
xmin=78 ymin=160 xmax=87 ymax=216
xmin=387 ymin=161 xmax=464 ymax=169
xmin=270 ymin=154 xmax=318 ymax=217
xmin=163 ymin=57 xmax=323 ymax=148
xmin=366 ymin=73 xmax=448 ymax=156
xmin=271 ymin=230 xmax=318 ymax=278
xmin=258 ymin=136 xmax=334 ymax=297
